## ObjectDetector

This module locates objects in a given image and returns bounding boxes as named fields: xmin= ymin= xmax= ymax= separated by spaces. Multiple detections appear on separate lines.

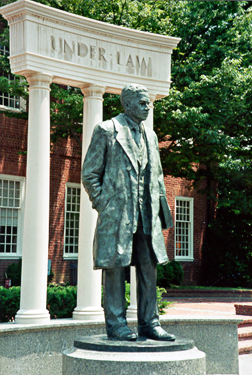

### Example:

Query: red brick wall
xmin=0 ymin=112 xmax=208 ymax=286
xmin=48 ymin=138 xmax=81 ymax=284
xmin=163 ymin=175 xmax=207 ymax=285
xmin=0 ymin=113 xmax=27 ymax=285
xmin=0 ymin=112 xmax=27 ymax=176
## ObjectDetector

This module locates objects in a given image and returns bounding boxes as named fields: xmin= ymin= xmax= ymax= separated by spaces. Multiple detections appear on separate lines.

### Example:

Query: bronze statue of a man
xmin=82 ymin=84 xmax=175 ymax=341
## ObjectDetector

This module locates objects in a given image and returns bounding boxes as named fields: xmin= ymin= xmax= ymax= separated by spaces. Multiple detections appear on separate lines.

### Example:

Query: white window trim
xmin=174 ymin=196 xmax=194 ymax=262
xmin=0 ymin=174 xmax=25 ymax=259
xmin=63 ymin=182 xmax=81 ymax=260
xmin=0 ymin=98 xmax=26 ymax=113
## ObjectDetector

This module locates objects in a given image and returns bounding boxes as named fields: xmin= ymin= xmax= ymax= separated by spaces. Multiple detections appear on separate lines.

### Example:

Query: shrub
xmin=157 ymin=260 xmax=184 ymax=288
xmin=124 ymin=282 xmax=171 ymax=314
xmin=6 ymin=259 xmax=22 ymax=286
xmin=0 ymin=282 xmax=172 ymax=322
xmin=0 ymin=286 xmax=20 ymax=322
xmin=171 ymin=260 xmax=185 ymax=285
xmin=156 ymin=286 xmax=173 ymax=314
xmin=47 ymin=284 xmax=77 ymax=319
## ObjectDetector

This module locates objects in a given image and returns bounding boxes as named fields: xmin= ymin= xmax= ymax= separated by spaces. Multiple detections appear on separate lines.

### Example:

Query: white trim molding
xmin=0 ymin=174 xmax=25 ymax=259
xmin=174 ymin=196 xmax=194 ymax=262
xmin=63 ymin=182 xmax=81 ymax=260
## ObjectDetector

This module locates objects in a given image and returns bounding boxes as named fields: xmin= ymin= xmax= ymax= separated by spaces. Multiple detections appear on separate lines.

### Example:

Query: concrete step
xmin=238 ymin=318 xmax=252 ymax=328
xmin=235 ymin=303 xmax=252 ymax=316
xmin=164 ymin=288 xmax=252 ymax=299
xmin=238 ymin=339 xmax=252 ymax=354
xmin=238 ymin=326 xmax=252 ymax=341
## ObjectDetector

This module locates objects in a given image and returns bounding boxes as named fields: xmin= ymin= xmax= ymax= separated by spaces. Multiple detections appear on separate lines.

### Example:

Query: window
xmin=0 ymin=175 xmax=25 ymax=258
xmin=64 ymin=183 xmax=80 ymax=258
xmin=175 ymin=197 xmax=194 ymax=261
xmin=0 ymin=45 xmax=20 ymax=110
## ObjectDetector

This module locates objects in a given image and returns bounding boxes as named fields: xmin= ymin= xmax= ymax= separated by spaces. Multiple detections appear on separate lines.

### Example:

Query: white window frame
xmin=0 ymin=174 xmax=25 ymax=259
xmin=174 ymin=196 xmax=194 ymax=261
xmin=63 ymin=182 xmax=81 ymax=260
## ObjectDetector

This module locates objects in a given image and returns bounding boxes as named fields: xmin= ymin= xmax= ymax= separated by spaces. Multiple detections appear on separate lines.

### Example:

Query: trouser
xmin=103 ymin=217 xmax=160 ymax=336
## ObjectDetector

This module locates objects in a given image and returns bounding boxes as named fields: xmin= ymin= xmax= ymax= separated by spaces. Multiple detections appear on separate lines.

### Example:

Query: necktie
xmin=134 ymin=124 xmax=142 ymax=147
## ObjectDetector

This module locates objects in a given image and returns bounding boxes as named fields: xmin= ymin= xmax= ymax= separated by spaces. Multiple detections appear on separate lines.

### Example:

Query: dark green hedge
xmin=0 ymin=284 xmax=77 ymax=322
xmin=0 ymin=283 xmax=170 ymax=322
xmin=0 ymin=286 xmax=20 ymax=322
xmin=157 ymin=260 xmax=184 ymax=288
xmin=47 ymin=284 xmax=77 ymax=319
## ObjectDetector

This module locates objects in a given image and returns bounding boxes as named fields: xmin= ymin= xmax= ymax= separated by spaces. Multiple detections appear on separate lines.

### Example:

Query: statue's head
xmin=120 ymin=84 xmax=150 ymax=124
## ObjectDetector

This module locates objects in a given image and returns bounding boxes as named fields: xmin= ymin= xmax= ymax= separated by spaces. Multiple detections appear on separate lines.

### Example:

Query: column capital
xmin=25 ymin=72 xmax=53 ymax=90
xmin=148 ymin=92 xmax=157 ymax=104
xmin=80 ymin=84 xmax=106 ymax=100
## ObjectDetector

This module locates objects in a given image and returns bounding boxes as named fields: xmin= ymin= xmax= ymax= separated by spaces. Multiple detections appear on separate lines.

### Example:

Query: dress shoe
xmin=138 ymin=325 xmax=175 ymax=341
xmin=108 ymin=326 xmax=138 ymax=341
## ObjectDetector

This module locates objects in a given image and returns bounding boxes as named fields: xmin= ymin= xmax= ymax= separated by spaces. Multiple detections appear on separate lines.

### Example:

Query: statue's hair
xmin=120 ymin=84 xmax=148 ymax=110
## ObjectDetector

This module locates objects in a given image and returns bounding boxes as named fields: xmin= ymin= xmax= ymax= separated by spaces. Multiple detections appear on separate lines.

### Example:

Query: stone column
xmin=15 ymin=73 xmax=53 ymax=324
xmin=127 ymin=92 xmax=156 ymax=320
xmin=73 ymin=85 xmax=106 ymax=321
xmin=126 ymin=267 xmax=137 ymax=318
xmin=144 ymin=93 xmax=156 ymax=130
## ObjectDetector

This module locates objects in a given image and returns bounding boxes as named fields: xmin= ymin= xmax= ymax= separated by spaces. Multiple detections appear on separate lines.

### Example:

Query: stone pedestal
xmin=62 ymin=335 xmax=206 ymax=375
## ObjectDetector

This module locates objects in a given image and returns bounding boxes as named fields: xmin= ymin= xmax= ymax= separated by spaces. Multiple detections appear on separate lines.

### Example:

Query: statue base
xmin=62 ymin=335 xmax=206 ymax=375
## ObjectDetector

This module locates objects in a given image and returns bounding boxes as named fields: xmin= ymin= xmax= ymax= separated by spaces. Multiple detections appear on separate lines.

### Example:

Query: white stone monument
xmin=0 ymin=0 xmax=180 ymax=324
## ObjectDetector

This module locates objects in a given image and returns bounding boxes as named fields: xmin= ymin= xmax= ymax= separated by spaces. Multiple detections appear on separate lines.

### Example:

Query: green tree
xmin=155 ymin=1 xmax=252 ymax=188
xmin=0 ymin=6 xmax=28 ymax=112
xmin=202 ymin=160 xmax=252 ymax=288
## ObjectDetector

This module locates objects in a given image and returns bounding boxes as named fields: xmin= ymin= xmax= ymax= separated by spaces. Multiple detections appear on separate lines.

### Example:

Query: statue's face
xmin=125 ymin=91 xmax=150 ymax=124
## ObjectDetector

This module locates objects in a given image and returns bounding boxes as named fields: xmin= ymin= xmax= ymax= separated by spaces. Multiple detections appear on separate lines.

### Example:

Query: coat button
xmin=126 ymin=220 xmax=131 ymax=225
xmin=127 ymin=166 xmax=131 ymax=171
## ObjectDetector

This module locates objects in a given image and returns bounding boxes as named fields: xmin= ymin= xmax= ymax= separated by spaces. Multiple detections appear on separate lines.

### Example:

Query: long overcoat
xmin=82 ymin=113 xmax=173 ymax=269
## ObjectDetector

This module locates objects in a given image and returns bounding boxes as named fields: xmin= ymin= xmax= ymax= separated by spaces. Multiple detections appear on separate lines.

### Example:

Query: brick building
xmin=0 ymin=110 xmax=207 ymax=286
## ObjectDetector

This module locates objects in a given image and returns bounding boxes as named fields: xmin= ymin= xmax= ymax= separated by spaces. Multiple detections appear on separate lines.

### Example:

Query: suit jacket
xmin=82 ymin=113 xmax=173 ymax=269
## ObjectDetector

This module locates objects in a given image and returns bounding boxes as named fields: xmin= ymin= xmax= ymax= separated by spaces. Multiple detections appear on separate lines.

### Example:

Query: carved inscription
xmin=51 ymin=36 xmax=152 ymax=77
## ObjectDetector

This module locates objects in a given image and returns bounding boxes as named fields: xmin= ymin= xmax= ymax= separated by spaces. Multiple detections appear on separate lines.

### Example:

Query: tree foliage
xmin=0 ymin=10 xmax=28 ymax=109
xmin=202 ymin=160 xmax=252 ymax=288
xmin=155 ymin=1 xmax=252 ymax=188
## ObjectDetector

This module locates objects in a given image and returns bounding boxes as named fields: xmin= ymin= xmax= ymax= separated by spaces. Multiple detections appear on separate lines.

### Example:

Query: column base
xmin=15 ymin=309 xmax=50 ymax=324
xmin=127 ymin=304 xmax=138 ymax=319
xmin=73 ymin=306 xmax=104 ymax=321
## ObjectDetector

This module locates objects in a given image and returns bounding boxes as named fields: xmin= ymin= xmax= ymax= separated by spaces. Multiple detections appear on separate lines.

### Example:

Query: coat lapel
xmin=144 ymin=125 xmax=158 ymax=192
xmin=112 ymin=114 xmax=139 ymax=173
xmin=144 ymin=125 xmax=156 ymax=166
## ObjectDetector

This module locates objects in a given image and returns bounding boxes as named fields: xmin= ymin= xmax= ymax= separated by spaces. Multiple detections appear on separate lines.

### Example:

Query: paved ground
xmin=239 ymin=354 xmax=252 ymax=375
xmin=164 ymin=297 xmax=251 ymax=317
xmin=162 ymin=297 xmax=252 ymax=375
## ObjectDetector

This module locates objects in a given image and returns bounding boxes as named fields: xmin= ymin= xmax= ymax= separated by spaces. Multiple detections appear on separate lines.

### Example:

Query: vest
xmin=132 ymin=131 xmax=151 ymax=234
